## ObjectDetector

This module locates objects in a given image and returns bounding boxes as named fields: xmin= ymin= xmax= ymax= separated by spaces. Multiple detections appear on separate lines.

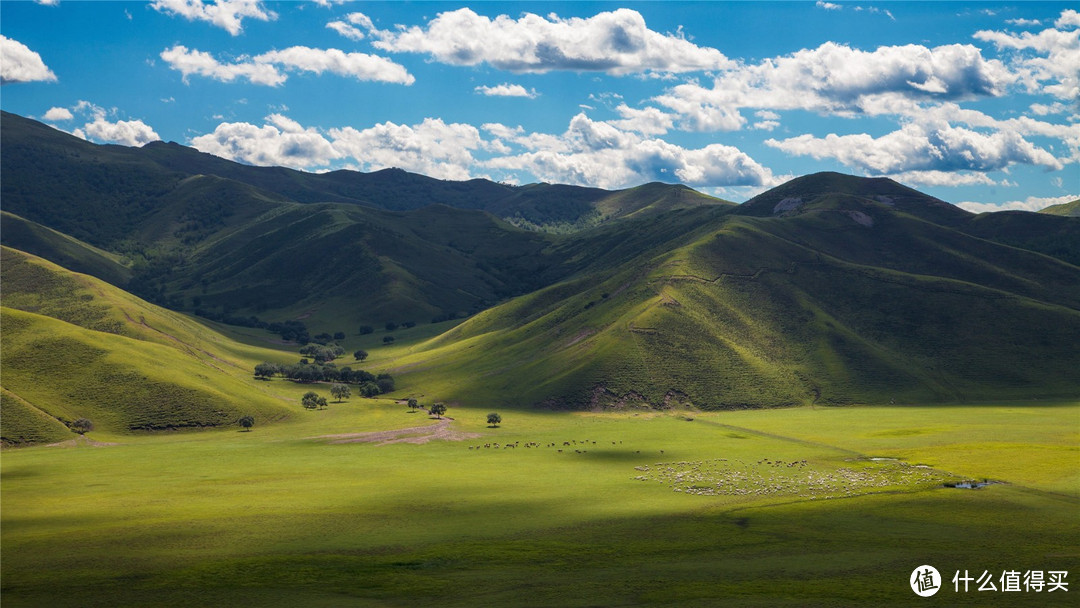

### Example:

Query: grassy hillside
xmin=1 ymin=111 xmax=726 ymax=237
xmin=385 ymin=205 xmax=1080 ymax=409
xmin=1 ymin=247 xmax=296 ymax=436
xmin=963 ymin=210 xmax=1080 ymax=266
xmin=0 ymin=211 xmax=132 ymax=287
xmin=1039 ymin=198 xmax=1080 ymax=217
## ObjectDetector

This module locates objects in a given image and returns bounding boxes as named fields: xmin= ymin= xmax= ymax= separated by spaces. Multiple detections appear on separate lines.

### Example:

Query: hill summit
xmin=2 ymin=111 xmax=1079 ymax=413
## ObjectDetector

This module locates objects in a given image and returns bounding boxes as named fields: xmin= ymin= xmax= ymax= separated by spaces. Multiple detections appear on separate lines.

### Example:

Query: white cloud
xmin=160 ymin=45 xmax=285 ymax=86
xmin=657 ymin=42 xmax=1011 ymax=131
xmin=1030 ymin=102 xmax=1069 ymax=116
xmin=956 ymin=194 xmax=1078 ymax=214
xmin=0 ymin=35 xmax=57 ymax=84
xmin=191 ymin=115 xmax=340 ymax=170
xmin=66 ymin=101 xmax=161 ymax=146
xmin=766 ymin=121 xmax=1062 ymax=175
xmin=1005 ymin=18 xmax=1043 ymax=27
xmin=607 ymin=104 xmax=675 ymax=136
xmin=43 ymin=106 xmax=73 ymax=121
xmin=35 ymin=0 xmax=60 ymax=5
xmin=974 ymin=11 xmax=1080 ymax=100
xmin=150 ymin=0 xmax=276 ymax=36
xmin=486 ymin=112 xmax=775 ymax=189
xmin=366 ymin=8 xmax=732 ymax=75
xmin=190 ymin=115 xmax=484 ymax=178
xmin=329 ymin=118 xmax=484 ymax=180
xmin=161 ymin=45 xmax=414 ymax=86
xmin=254 ymin=46 xmax=415 ymax=84
xmin=327 ymin=12 xmax=372 ymax=40
xmin=1056 ymin=9 xmax=1080 ymax=29
xmin=81 ymin=116 xmax=161 ymax=146
xmin=889 ymin=170 xmax=1004 ymax=188
xmin=326 ymin=21 xmax=365 ymax=41
xmin=816 ymin=2 xmax=894 ymax=20
xmin=474 ymin=83 xmax=539 ymax=98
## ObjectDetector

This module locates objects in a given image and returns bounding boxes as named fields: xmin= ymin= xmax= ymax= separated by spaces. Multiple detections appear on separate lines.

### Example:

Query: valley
xmin=1 ymin=112 xmax=1078 ymax=606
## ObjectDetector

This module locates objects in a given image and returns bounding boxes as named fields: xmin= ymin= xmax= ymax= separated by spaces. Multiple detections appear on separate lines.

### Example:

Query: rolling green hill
xmin=1 ymin=111 xmax=729 ymax=238
xmin=384 ymin=181 xmax=1080 ymax=409
xmin=0 ymin=111 xmax=731 ymax=327
xmin=2 ymin=110 xmax=1078 ymax=418
xmin=0 ymin=247 xmax=295 ymax=439
xmin=1039 ymin=199 xmax=1080 ymax=217
xmin=0 ymin=211 xmax=132 ymax=287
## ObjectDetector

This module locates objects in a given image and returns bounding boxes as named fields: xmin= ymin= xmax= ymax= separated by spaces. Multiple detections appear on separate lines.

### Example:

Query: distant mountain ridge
xmin=2 ymin=110 xmax=1079 ymax=415
xmin=1 ymin=111 xmax=731 ymax=238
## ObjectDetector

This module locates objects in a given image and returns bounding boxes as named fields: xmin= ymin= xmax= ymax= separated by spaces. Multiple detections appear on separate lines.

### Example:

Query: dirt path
xmin=311 ymin=417 xmax=481 ymax=445
xmin=46 ymin=435 xmax=119 ymax=448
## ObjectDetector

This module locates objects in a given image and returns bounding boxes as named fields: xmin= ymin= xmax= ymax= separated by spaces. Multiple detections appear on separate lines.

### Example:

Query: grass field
xmin=3 ymin=399 xmax=1077 ymax=606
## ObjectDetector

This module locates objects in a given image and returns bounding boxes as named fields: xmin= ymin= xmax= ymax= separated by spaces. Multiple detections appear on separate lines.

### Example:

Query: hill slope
xmin=1039 ymin=199 xmax=1080 ymax=217
xmin=1 ymin=111 xmax=730 ymax=237
xmin=388 ymin=194 xmax=1080 ymax=409
xmin=0 ymin=247 xmax=295 ymax=440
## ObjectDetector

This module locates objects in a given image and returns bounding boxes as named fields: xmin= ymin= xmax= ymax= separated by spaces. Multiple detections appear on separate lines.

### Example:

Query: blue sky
xmin=1 ymin=1 xmax=1077 ymax=210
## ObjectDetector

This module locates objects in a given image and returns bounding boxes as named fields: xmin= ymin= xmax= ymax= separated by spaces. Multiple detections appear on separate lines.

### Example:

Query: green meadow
xmin=3 ymin=397 xmax=1077 ymax=606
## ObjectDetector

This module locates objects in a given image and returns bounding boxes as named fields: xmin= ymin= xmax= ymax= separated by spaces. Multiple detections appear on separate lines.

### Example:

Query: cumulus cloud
xmin=364 ymin=8 xmax=732 ymax=75
xmin=1056 ymin=9 xmax=1080 ymax=29
xmin=766 ymin=121 xmax=1062 ymax=175
xmin=191 ymin=115 xmax=340 ymax=169
xmin=80 ymin=116 xmax=161 ymax=146
xmin=65 ymin=101 xmax=160 ymax=146
xmin=150 ymin=0 xmax=276 ymax=36
xmin=43 ymin=106 xmax=73 ymax=121
xmin=161 ymin=45 xmax=285 ymax=86
xmin=326 ymin=20 xmax=365 ymax=41
xmin=254 ymin=46 xmax=415 ymax=84
xmin=889 ymin=170 xmax=1005 ymax=188
xmin=486 ymin=113 xmax=775 ymax=189
xmin=474 ymin=83 xmax=539 ymax=98
xmin=161 ymin=44 xmax=414 ymax=86
xmin=606 ymin=104 xmax=676 ymax=136
xmin=974 ymin=10 xmax=1080 ymax=100
xmin=956 ymin=194 xmax=1078 ymax=214
xmin=329 ymin=119 xmax=485 ymax=180
xmin=656 ymin=41 xmax=1011 ymax=131
xmin=190 ymin=115 xmax=484 ymax=178
xmin=0 ymin=35 xmax=57 ymax=84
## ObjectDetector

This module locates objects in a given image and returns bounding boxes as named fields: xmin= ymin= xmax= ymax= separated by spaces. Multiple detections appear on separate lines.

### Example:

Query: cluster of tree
xmin=384 ymin=321 xmax=416 ymax=331
xmin=302 ymin=391 xmax=328 ymax=410
xmin=255 ymin=363 xmax=395 ymax=396
xmin=310 ymin=331 xmax=346 ymax=344
xmin=299 ymin=343 xmax=345 ymax=363
xmin=238 ymin=415 xmax=255 ymax=430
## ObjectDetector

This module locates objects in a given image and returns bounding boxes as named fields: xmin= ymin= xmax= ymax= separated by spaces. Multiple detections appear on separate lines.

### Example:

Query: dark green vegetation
xmin=3 ymin=111 xmax=1079 ymax=413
